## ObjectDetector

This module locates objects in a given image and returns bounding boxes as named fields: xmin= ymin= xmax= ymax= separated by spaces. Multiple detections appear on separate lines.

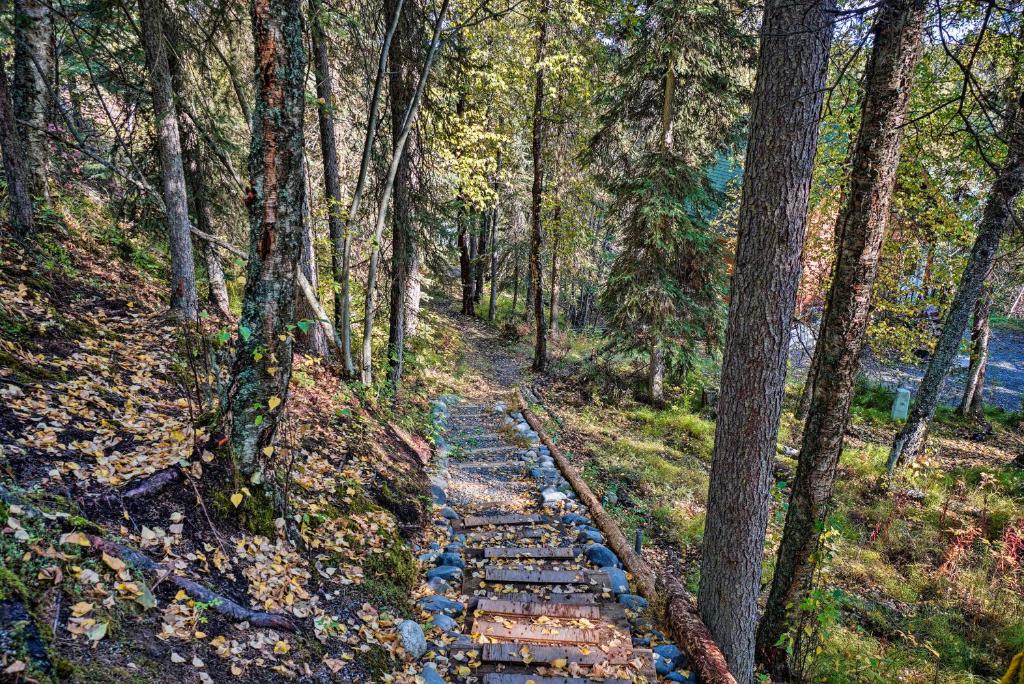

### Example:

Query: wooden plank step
xmin=460 ymin=445 xmax=519 ymax=456
xmin=634 ymin=648 xmax=658 ymax=681
xmin=482 ymin=591 xmax=598 ymax=606
xmin=485 ymin=546 xmax=578 ymax=559
xmin=467 ymin=527 xmax=548 ymax=542
xmin=463 ymin=513 xmax=549 ymax=528
xmin=484 ymin=567 xmax=606 ymax=586
xmin=481 ymin=642 xmax=632 ymax=666
xmin=472 ymin=619 xmax=607 ymax=645
xmin=476 ymin=598 xmax=601 ymax=619
xmin=482 ymin=674 xmax=631 ymax=684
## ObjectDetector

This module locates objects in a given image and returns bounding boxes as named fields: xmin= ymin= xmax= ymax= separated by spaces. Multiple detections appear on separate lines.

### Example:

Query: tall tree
xmin=13 ymin=0 xmax=54 ymax=202
xmin=0 ymin=55 xmax=33 ymax=235
xmin=755 ymin=0 xmax=927 ymax=670
xmin=386 ymin=0 xmax=420 ymax=389
xmin=361 ymin=0 xmax=449 ymax=386
xmin=138 ymin=0 xmax=199 ymax=320
xmin=295 ymin=156 xmax=330 ymax=357
xmin=225 ymin=0 xmax=307 ymax=515
xmin=310 ymin=0 xmax=357 ymax=375
xmin=530 ymin=0 xmax=550 ymax=372
xmin=696 ymin=1 xmax=835 ymax=681
xmin=887 ymin=88 xmax=1024 ymax=473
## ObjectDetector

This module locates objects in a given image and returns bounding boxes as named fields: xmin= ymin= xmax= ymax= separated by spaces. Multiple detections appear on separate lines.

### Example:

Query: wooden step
xmin=481 ymin=673 xmax=631 ymax=684
xmin=484 ymin=567 xmax=607 ymax=586
xmin=459 ymin=445 xmax=519 ymax=456
xmin=473 ymin=618 xmax=607 ymax=645
xmin=466 ymin=527 xmax=548 ymax=542
xmin=481 ymin=591 xmax=598 ymax=606
xmin=485 ymin=546 xmax=578 ymax=560
xmin=463 ymin=513 xmax=549 ymax=528
xmin=481 ymin=642 xmax=633 ymax=666
xmin=476 ymin=598 xmax=601 ymax=619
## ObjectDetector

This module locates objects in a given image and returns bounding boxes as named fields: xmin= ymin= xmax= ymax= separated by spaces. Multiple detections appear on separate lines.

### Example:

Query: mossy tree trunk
xmin=13 ymin=0 xmax=53 ymax=203
xmin=224 ymin=0 xmax=307 ymax=520
xmin=0 ymin=56 xmax=34 ymax=236
xmin=530 ymin=0 xmax=550 ymax=372
xmin=958 ymin=283 xmax=992 ymax=417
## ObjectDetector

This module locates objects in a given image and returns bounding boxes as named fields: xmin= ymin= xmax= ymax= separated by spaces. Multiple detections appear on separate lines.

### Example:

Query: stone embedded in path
xmin=561 ymin=513 xmax=590 ymax=526
xmin=654 ymin=643 xmax=685 ymax=669
xmin=430 ymin=613 xmax=458 ymax=632
xmin=430 ymin=485 xmax=446 ymax=505
xmin=421 ymin=664 xmax=446 ymax=684
xmin=618 ymin=593 xmax=648 ymax=611
xmin=603 ymin=567 xmax=629 ymax=594
xmin=417 ymin=595 xmax=464 ymax=616
xmin=436 ymin=552 xmax=464 ymax=568
xmin=584 ymin=543 xmax=621 ymax=568
xmin=398 ymin=619 xmax=427 ymax=659
xmin=426 ymin=577 xmax=449 ymax=593
xmin=541 ymin=487 xmax=567 ymax=505
xmin=425 ymin=565 xmax=462 ymax=581
xmin=577 ymin=528 xmax=604 ymax=544
xmin=440 ymin=506 xmax=460 ymax=520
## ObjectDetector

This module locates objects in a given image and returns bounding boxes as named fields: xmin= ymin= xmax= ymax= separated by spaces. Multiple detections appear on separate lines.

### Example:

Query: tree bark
xmin=649 ymin=341 xmax=665 ymax=404
xmin=167 ymin=26 xmax=232 ymax=320
xmin=406 ymin=245 xmax=423 ymax=335
xmin=138 ymin=0 xmax=199 ymax=321
xmin=13 ymin=0 xmax=53 ymax=202
xmin=475 ymin=212 xmax=487 ymax=305
xmin=755 ymin=0 xmax=926 ymax=670
xmin=696 ymin=2 xmax=834 ymax=681
xmin=530 ymin=0 xmax=550 ymax=372
xmin=468 ymin=211 xmax=480 ymax=312
xmin=310 ymin=0 xmax=356 ymax=375
xmin=0 ymin=56 xmax=34 ymax=236
xmin=459 ymin=214 xmax=475 ymax=314
xmin=295 ymin=155 xmax=330 ymax=358
xmin=511 ymin=253 xmax=520 ymax=319
xmin=887 ymin=90 xmax=1024 ymax=474
xmin=549 ymin=222 xmax=559 ymax=336
xmin=488 ymin=204 xmax=499 ymax=321
xmin=958 ymin=283 xmax=992 ymax=416
xmin=361 ymin=0 xmax=449 ymax=386
xmin=225 ymin=0 xmax=307 ymax=510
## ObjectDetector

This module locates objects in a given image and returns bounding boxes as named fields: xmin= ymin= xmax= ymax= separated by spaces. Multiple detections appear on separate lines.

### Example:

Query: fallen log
xmin=83 ymin=534 xmax=296 ymax=631
xmin=97 ymin=466 xmax=182 ymax=506
xmin=517 ymin=389 xmax=735 ymax=684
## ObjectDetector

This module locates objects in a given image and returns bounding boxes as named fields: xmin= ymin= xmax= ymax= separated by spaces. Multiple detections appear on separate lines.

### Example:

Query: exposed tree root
xmin=97 ymin=466 xmax=183 ymax=507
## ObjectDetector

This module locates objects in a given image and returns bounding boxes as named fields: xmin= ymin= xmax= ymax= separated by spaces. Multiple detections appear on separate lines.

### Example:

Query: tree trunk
xmin=649 ymin=341 xmax=665 ymax=404
xmin=13 ymin=0 xmax=53 ymax=202
xmin=488 ymin=204 xmax=499 ymax=321
xmin=755 ymin=0 xmax=926 ymax=670
xmin=310 ymin=0 xmax=356 ymax=376
xmin=958 ymin=284 xmax=992 ymax=416
xmin=138 ymin=0 xmax=198 ymax=321
xmin=167 ymin=27 xmax=231 ymax=320
xmin=530 ymin=0 xmax=550 ymax=372
xmin=696 ymin=1 xmax=834 ymax=681
xmin=386 ymin=0 xmax=419 ymax=390
xmin=511 ymin=254 xmax=520 ymax=319
xmin=361 ymin=0 xmax=449 ymax=386
xmin=226 ymin=0 xmax=307 ymax=515
xmin=295 ymin=156 xmax=330 ymax=358
xmin=475 ymin=212 xmax=487 ymax=305
xmin=406 ymin=245 xmax=422 ymax=335
xmin=888 ymin=90 xmax=1024 ymax=474
xmin=1009 ymin=284 xmax=1024 ymax=318
xmin=0 ymin=56 xmax=34 ymax=236
xmin=524 ymin=263 xmax=534 ymax=323
xmin=468 ymin=211 xmax=480 ymax=312
xmin=459 ymin=214 xmax=475 ymax=314
xmin=549 ymin=223 xmax=559 ymax=337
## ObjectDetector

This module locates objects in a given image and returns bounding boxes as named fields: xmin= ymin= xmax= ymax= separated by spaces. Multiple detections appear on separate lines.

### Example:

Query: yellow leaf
xmin=551 ymin=658 xmax=568 ymax=669
xmin=263 ymin=446 xmax=274 ymax=457
xmin=230 ymin=492 xmax=244 ymax=508
xmin=273 ymin=640 xmax=290 ymax=654
xmin=70 ymin=601 xmax=94 ymax=617
xmin=60 ymin=532 xmax=91 ymax=547
xmin=267 ymin=396 xmax=282 ymax=411
xmin=102 ymin=552 xmax=126 ymax=572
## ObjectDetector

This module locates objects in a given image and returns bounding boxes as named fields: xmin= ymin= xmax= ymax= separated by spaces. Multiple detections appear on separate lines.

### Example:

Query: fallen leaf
xmin=230 ymin=492 xmax=243 ymax=508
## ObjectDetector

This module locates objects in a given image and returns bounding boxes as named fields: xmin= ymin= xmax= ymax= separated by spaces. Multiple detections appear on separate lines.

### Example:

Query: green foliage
xmin=600 ymin=152 xmax=727 ymax=373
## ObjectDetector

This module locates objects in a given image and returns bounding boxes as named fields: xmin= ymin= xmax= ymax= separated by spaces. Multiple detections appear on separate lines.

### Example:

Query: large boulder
xmin=417 ymin=595 xmax=464 ymax=616
xmin=397 ymin=619 xmax=427 ymax=659
xmin=585 ymin=543 xmax=621 ymax=568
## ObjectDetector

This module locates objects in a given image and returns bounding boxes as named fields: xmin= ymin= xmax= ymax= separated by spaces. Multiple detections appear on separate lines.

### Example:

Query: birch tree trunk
xmin=530 ymin=0 xmax=550 ymax=372
xmin=225 ymin=0 xmax=307 ymax=518
xmin=13 ymin=0 xmax=53 ymax=202
xmin=958 ymin=284 xmax=992 ymax=417
xmin=888 ymin=90 xmax=1024 ymax=473
xmin=649 ymin=341 xmax=665 ymax=404
xmin=756 ymin=1 xmax=926 ymax=671
xmin=697 ymin=1 xmax=834 ymax=681
xmin=138 ymin=0 xmax=199 ymax=321
xmin=0 ymin=56 xmax=33 ymax=235
xmin=488 ymin=204 xmax=499 ymax=322
xmin=295 ymin=156 xmax=330 ymax=358
xmin=459 ymin=215 xmax=475 ymax=314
